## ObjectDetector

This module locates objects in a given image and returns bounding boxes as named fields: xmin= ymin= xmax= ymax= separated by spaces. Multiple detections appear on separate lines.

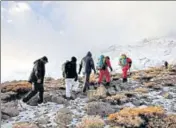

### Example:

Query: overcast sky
xmin=1 ymin=1 xmax=176 ymax=82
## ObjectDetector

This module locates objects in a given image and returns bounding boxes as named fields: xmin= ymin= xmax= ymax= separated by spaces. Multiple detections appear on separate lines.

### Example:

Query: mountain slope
xmin=97 ymin=38 xmax=176 ymax=72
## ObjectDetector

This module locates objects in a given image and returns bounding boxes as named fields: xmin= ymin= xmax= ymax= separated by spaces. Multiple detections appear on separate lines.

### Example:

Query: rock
xmin=55 ymin=108 xmax=73 ymax=127
xmin=132 ymin=99 xmax=145 ymax=106
xmin=27 ymin=95 xmax=38 ymax=106
xmin=123 ymin=102 xmax=136 ymax=107
xmin=43 ymin=92 xmax=52 ymax=103
xmin=1 ymin=91 xmax=18 ymax=101
xmin=85 ymin=102 xmax=115 ymax=116
xmin=1 ymin=101 xmax=19 ymax=118
xmin=107 ymin=87 xmax=116 ymax=96
xmin=160 ymin=91 xmax=173 ymax=99
xmin=96 ymin=85 xmax=107 ymax=98
xmin=114 ymin=85 xmax=121 ymax=92
xmin=171 ymin=103 xmax=176 ymax=112
xmin=36 ymin=116 xmax=49 ymax=124
xmin=51 ymin=95 xmax=66 ymax=104
xmin=153 ymin=85 xmax=162 ymax=90
xmin=1 ymin=113 xmax=10 ymax=120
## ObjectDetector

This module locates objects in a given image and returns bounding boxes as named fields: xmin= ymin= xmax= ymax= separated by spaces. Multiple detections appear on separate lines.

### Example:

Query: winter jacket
xmin=79 ymin=52 xmax=96 ymax=75
xmin=65 ymin=60 xmax=78 ymax=80
xmin=28 ymin=59 xmax=45 ymax=84
xmin=103 ymin=57 xmax=113 ymax=71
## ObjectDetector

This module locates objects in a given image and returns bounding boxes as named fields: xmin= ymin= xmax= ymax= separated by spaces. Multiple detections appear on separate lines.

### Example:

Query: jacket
xmin=79 ymin=52 xmax=96 ymax=74
xmin=65 ymin=60 xmax=78 ymax=79
xmin=28 ymin=59 xmax=45 ymax=83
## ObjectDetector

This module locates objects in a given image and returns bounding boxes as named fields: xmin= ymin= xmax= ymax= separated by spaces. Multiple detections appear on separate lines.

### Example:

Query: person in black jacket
xmin=164 ymin=61 xmax=168 ymax=69
xmin=78 ymin=51 xmax=96 ymax=93
xmin=64 ymin=56 xmax=78 ymax=100
xmin=22 ymin=56 xmax=48 ymax=104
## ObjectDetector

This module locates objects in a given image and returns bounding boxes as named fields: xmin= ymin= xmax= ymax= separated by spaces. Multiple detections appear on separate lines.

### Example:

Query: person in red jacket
xmin=98 ymin=56 xmax=113 ymax=86
xmin=119 ymin=54 xmax=132 ymax=83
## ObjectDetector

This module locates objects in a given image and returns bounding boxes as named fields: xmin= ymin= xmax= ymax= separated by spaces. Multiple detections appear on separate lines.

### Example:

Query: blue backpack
xmin=97 ymin=55 xmax=106 ymax=70
xmin=119 ymin=57 xmax=127 ymax=67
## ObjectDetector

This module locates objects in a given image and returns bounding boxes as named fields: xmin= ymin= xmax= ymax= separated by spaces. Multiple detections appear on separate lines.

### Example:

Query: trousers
xmin=65 ymin=79 xmax=75 ymax=98
xmin=122 ymin=66 xmax=129 ymax=78
xmin=23 ymin=83 xmax=44 ymax=102
xmin=83 ymin=73 xmax=91 ymax=93
xmin=98 ymin=69 xmax=111 ymax=83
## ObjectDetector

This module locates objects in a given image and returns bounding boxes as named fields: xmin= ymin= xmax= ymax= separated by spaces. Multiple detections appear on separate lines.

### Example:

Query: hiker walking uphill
xmin=164 ymin=61 xmax=168 ymax=69
xmin=97 ymin=55 xmax=113 ymax=86
xmin=78 ymin=51 xmax=96 ymax=93
xmin=119 ymin=54 xmax=132 ymax=83
xmin=23 ymin=56 xmax=48 ymax=104
xmin=64 ymin=57 xmax=78 ymax=100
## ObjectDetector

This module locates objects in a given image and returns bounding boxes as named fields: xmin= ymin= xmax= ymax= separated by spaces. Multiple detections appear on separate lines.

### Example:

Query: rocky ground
xmin=1 ymin=65 xmax=176 ymax=128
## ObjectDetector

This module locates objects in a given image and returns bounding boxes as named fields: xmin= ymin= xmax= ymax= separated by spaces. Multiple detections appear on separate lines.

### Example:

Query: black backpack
xmin=65 ymin=61 xmax=73 ymax=73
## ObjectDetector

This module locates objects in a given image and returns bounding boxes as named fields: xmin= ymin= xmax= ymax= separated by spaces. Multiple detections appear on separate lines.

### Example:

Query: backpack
xmin=65 ymin=61 xmax=73 ymax=74
xmin=119 ymin=56 xmax=127 ymax=67
xmin=62 ymin=61 xmax=69 ymax=78
xmin=97 ymin=55 xmax=106 ymax=70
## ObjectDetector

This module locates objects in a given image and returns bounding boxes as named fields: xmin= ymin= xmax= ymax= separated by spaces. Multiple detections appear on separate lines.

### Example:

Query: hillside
xmin=1 ymin=65 xmax=176 ymax=128
xmin=97 ymin=37 xmax=176 ymax=72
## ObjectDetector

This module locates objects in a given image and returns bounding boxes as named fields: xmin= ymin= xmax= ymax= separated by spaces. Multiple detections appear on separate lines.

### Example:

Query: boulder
xmin=85 ymin=102 xmax=115 ymax=116
xmin=51 ymin=95 xmax=66 ymax=104
xmin=1 ymin=101 xmax=19 ymax=119
xmin=55 ymin=108 xmax=73 ymax=127
xmin=107 ymin=87 xmax=116 ymax=96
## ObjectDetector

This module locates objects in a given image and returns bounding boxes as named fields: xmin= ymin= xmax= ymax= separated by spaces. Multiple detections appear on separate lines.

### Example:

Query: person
xmin=78 ymin=51 xmax=96 ymax=93
xmin=97 ymin=55 xmax=113 ymax=86
xmin=64 ymin=57 xmax=78 ymax=100
xmin=119 ymin=54 xmax=132 ymax=83
xmin=164 ymin=61 xmax=168 ymax=69
xmin=23 ymin=56 xmax=48 ymax=104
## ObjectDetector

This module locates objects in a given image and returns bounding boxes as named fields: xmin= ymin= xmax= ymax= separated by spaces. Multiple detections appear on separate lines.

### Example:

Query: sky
xmin=1 ymin=1 xmax=176 ymax=82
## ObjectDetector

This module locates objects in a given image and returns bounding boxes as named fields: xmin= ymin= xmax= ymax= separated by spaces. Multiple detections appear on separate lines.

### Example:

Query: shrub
xmin=134 ymin=87 xmax=148 ymax=93
xmin=77 ymin=116 xmax=105 ymax=128
xmin=108 ymin=106 xmax=165 ymax=127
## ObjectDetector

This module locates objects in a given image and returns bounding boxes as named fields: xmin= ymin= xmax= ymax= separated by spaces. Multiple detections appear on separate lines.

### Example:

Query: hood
xmin=71 ymin=56 xmax=77 ymax=62
xmin=86 ymin=51 xmax=92 ymax=57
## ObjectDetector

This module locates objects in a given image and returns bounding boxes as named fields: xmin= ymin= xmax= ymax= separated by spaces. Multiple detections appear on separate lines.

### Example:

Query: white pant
xmin=65 ymin=79 xmax=75 ymax=98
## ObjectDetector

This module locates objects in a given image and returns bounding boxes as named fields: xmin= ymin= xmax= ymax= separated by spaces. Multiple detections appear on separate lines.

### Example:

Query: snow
xmin=1 ymin=102 xmax=63 ymax=128
xmin=95 ymin=38 xmax=176 ymax=72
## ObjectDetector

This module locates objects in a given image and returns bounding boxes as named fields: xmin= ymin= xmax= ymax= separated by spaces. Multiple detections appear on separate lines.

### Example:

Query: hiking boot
xmin=37 ymin=99 xmax=43 ymax=104
xmin=22 ymin=98 xmax=28 ymax=103
xmin=106 ymin=82 xmax=110 ymax=86
xmin=123 ymin=78 xmax=128 ymax=83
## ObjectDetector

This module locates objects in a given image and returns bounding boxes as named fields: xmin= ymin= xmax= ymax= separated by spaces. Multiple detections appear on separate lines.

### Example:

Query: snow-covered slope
xmin=95 ymin=38 xmax=176 ymax=72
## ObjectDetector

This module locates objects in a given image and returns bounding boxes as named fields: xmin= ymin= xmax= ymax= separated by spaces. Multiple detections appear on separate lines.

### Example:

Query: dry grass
xmin=1 ymin=81 xmax=32 ymax=92
xmin=134 ymin=87 xmax=148 ymax=93
xmin=106 ymin=94 xmax=127 ymax=101
xmin=13 ymin=122 xmax=38 ymax=128
xmin=77 ymin=116 xmax=105 ymax=128
xmin=108 ymin=106 xmax=165 ymax=127
xmin=89 ymin=74 xmax=98 ymax=83
xmin=144 ymin=82 xmax=157 ymax=88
